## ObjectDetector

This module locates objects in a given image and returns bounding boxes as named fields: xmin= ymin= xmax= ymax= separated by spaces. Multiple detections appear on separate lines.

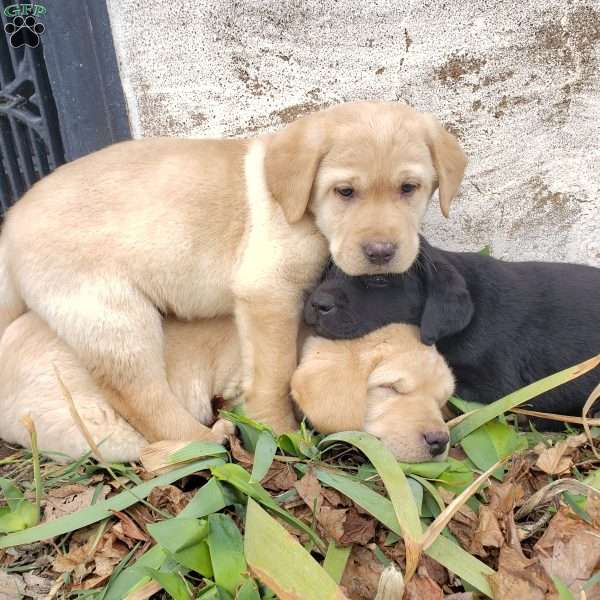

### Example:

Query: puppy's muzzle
xmin=362 ymin=241 xmax=397 ymax=265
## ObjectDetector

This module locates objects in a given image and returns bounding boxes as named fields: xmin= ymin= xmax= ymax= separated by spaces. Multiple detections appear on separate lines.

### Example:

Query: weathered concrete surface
xmin=107 ymin=0 xmax=600 ymax=265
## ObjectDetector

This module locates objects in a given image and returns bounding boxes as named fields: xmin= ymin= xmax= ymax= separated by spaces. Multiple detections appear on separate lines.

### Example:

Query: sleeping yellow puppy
xmin=0 ymin=315 xmax=454 ymax=463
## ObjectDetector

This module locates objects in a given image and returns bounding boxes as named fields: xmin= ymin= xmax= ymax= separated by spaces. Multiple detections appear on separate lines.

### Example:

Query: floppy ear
xmin=264 ymin=113 xmax=329 ymax=224
xmin=291 ymin=338 xmax=368 ymax=433
xmin=423 ymin=115 xmax=467 ymax=218
xmin=420 ymin=258 xmax=474 ymax=346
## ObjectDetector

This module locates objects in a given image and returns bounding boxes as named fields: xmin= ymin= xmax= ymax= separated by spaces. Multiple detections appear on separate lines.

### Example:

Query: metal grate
xmin=0 ymin=0 xmax=65 ymax=212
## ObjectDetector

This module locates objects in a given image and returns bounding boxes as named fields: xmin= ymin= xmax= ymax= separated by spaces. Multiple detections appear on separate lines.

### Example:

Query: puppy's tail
xmin=0 ymin=237 xmax=24 ymax=338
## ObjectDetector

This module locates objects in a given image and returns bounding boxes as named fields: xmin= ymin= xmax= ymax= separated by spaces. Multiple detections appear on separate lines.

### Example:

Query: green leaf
xmin=0 ymin=479 xmax=47 ymax=533
xmin=207 ymin=514 xmax=246 ymax=595
xmin=311 ymin=467 xmax=494 ymax=598
xmin=278 ymin=431 xmax=318 ymax=458
xmin=437 ymin=459 xmax=475 ymax=494
xmin=236 ymin=578 xmax=261 ymax=600
xmin=0 ymin=457 xmax=225 ymax=548
xmin=220 ymin=409 xmax=272 ymax=453
xmin=251 ymin=431 xmax=277 ymax=482
xmin=0 ymin=478 xmax=26 ymax=512
xmin=104 ymin=477 xmax=230 ymax=600
xmin=321 ymin=432 xmax=422 ymax=540
xmin=461 ymin=420 xmax=524 ymax=480
xmin=148 ymin=518 xmax=213 ymax=577
xmin=451 ymin=354 xmax=600 ymax=443
xmin=479 ymin=245 xmax=492 ymax=256
xmin=244 ymin=498 xmax=344 ymax=600
xmin=211 ymin=463 xmax=323 ymax=549
xmin=323 ymin=542 xmax=352 ymax=584
xmin=552 ymin=576 xmax=577 ymax=600
xmin=169 ymin=441 xmax=228 ymax=464
xmin=142 ymin=567 xmax=192 ymax=600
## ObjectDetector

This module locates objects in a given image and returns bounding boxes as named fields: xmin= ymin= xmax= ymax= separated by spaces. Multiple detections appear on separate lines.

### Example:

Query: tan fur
xmin=0 ymin=102 xmax=465 ymax=440
xmin=0 ymin=313 xmax=240 ymax=463
xmin=0 ymin=315 xmax=452 ymax=463
xmin=291 ymin=324 xmax=455 ymax=462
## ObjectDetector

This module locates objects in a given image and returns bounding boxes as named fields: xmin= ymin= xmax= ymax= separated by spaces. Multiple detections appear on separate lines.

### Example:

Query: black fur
xmin=305 ymin=238 xmax=600 ymax=422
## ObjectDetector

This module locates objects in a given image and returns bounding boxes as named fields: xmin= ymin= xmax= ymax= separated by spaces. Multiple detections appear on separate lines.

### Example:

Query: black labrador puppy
xmin=305 ymin=238 xmax=600 ymax=422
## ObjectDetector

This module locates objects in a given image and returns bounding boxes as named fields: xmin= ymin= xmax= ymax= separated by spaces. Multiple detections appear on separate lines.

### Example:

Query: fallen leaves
xmin=536 ymin=508 xmax=600 ymax=597
xmin=535 ymin=434 xmax=588 ymax=475
xmin=43 ymin=484 xmax=109 ymax=522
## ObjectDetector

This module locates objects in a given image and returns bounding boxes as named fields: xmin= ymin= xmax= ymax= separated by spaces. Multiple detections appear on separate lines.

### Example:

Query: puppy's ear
xmin=423 ymin=115 xmax=467 ymax=218
xmin=291 ymin=338 xmax=368 ymax=433
xmin=264 ymin=113 xmax=329 ymax=224
xmin=420 ymin=257 xmax=473 ymax=346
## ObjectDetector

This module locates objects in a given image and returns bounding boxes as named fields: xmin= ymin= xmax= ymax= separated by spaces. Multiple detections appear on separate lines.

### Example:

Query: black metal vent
xmin=0 ymin=2 xmax=65 ymax=212
xmin=0 ymin=0 xmax=131 ymax=214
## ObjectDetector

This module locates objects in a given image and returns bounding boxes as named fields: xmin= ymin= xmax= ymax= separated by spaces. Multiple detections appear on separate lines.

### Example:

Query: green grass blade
xmin=244 ymin=499 xmax=346 ymax=600
xmin=311 ymin=467 xmax=494 ymax=598
xmin=211 ymin=463 xmax=324 ymax=550
xmin=323 ymin=542 xmax=352 ymax=584
xmin=207 ymin=514 xmax=246 ymax=595
xmin=321 ymin=432 xmax=422 ymax=540
xmin=0 ymin=477 xmax=26 ymax=512
xmin=0 ymin=458 xmax=225 ymax=548
xmin=169 ymin=442 xmax=228 ymax=464
xmin=104 ymin=478 xmax=230 ymax=600
xmin=251 ymin=431 xmax=277 ymax=483
xmin=142 ymin=567 xmax=192 ymax=600
xmin=552 ymin=576 xmax=577 ymax=599
xmin=236 ymin=578 xmax=261 ymax=600
xmin=451 ymin=353 xmax=600 ymax=443
xmin=148 ymin=518 xmax=209 ymax=553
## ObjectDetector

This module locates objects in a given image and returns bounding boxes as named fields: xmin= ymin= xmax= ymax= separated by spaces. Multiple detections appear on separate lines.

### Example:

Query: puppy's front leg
xmin=235 ymin=292 xmax=300 ymax=433
xmin=33 ymin=280 xmax=228 ymax=443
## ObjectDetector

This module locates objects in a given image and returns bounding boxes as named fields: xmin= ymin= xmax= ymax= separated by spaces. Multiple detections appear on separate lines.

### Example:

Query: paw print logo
xmin=4 ymin=15 xmax=45 ymax=48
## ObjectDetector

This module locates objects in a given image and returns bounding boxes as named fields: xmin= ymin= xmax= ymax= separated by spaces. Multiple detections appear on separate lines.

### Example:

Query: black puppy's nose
xmin=423 ymin=431 xmax=449 ymax=457
xmin=362 ymin=241 xmax=397 ymax=265
xmin=311 ymin=291 xmax=335 ymax=315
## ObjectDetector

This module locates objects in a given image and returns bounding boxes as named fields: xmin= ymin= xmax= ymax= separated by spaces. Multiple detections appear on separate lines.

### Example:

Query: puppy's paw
xmin=209 ymin=418 xmax=235 ymax=443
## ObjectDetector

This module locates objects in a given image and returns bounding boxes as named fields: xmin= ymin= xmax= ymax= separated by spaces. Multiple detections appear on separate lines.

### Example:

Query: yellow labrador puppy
xmin=0 ymin=102 xmax=466 ymax=441
xmin=291 ymin=324 xmax=455 ymax=462
xmin=0 ymin=315 xmax=453 ymax=463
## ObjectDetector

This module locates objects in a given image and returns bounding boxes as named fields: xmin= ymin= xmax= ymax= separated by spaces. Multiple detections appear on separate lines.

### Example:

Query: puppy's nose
xmin=423 ymin=431 xmax=449 ymax=457
xmin=310 ymin=291 xmax=335 ymax=315
xmin=362 ymin=241 xmax=397 ymax=265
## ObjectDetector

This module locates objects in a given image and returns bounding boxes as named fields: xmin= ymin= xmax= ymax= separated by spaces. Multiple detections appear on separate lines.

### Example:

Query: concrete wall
xmin=106 ymin=0 xmax=600 ymax=266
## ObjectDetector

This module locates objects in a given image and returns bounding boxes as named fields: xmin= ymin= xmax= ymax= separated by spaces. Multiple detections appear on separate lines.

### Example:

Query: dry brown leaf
xmin=261 ymin=461 xmax=297 ymax=492
xmin=318 ymin=505 xmax=348 ymax=541
xmin=0 ymin=570 xmax=25 ymax=600
xmin=470 ymin=505 xmax=504 ymax=557
xmin=535 ymin=509 xmax=600 ymax=595
xmin=294 ymin=470 xmax=323 ymax=513
xmin=112 ymin=511 xmax=150 ymax=546
xmin=489 ymin=545 xmax=550 ymax=600
xmin=444 ymin=594 xmax=474 ymax=600
xmin=404 ymin=573 xmax=444 ymax=600
xmin=148 ymin=484 xmax=189 ymax=514
xmin=588 ymin=492 xmax=600 ymax=529
xmin=535 ymin=434 xmax=587 ymax=475
xmin=488 ymin=481 xmax=524 ymax=516
xmin=341 ymin=546 xmax=384 ymax=600
xmin=43 ymin=484 xmax=108 ymax=522
xmin=340 ymin=508 xmax=376 ymax=545
xmin=322 ymin=487 xmax=351 ymax=508
xmin=228 ymin=435 xmax=254 ymax=469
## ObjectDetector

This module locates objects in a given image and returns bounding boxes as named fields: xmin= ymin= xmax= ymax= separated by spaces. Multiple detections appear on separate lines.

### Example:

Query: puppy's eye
xmin=400 ymin=183 xmax=418 ymax=195
xmin=336 ymin=186 xmax=354 ymax=199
